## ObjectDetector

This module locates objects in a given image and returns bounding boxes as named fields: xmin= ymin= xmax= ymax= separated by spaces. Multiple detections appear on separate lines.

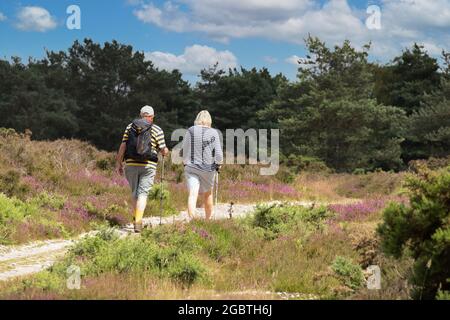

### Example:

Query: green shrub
xmin=193 ymin=222 xmax=235 ymax=261
xmin=0 ymin=170 xmax=30 ymax=199
xmin=252 ymin=204 xmax=331 ymax=239
xmin=0 ymin=192 xmax=71 ymax=244
xmin=95 ymin=155 xmax=115 ymax=171
xmin=331 ymin=256 xmax=365 ymax=290
xmin=30 ymin=192 xmax=66 ymax=210
xmin=282 ymin=154 xmax=331 ymax=173
xmin=0 ymin=193 xmax=38 ymax=224
xmin=168 ymin=253 xmax=205 ymax=287
xmin=146 ymin=183 xmax=177 ymax=217
xmin=352 ymin=168 xmax=366 ymax=175
xmin=378 ymin=166 xmax=450 ymax=299
xmin=408 ymin=156 xmax=450 ymax=172
xmin=436 ymin=280 xmax=450 ymax=300
xmin=148 ymin=183 xmax=170 ymax=201
xmin=58 ymin=231 xmax=207 ymax=287
xmin=21 ymin=271 xmax=64 ymax=292
xmin=275 ymin=167 xmax=296 ymax=184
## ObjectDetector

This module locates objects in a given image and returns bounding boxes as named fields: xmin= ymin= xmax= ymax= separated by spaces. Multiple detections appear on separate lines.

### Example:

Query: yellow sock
xmin=134 ymin=209 xmax=144 ymax=224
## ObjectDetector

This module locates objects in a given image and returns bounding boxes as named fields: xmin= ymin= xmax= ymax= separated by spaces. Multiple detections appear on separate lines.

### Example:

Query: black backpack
xmin=125 ymin=119 xmax=158 ymax=162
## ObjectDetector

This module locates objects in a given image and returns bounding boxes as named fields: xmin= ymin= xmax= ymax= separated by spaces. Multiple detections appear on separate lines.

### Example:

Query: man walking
xmin=116 ymin=106 xmax=169 ymax=233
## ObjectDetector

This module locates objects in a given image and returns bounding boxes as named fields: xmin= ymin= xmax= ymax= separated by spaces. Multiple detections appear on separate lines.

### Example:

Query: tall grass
xmin=0 ymin=201 xmax=414 ymax=300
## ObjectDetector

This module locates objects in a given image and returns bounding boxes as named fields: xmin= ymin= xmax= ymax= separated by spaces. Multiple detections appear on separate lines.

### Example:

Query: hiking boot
xmin=134 ymin=222 xmax=143 ymax=233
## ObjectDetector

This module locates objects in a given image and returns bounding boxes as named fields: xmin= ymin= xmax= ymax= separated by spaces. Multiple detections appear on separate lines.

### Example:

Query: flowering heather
xmin=110 ymin=176 xmax=129 ymax=188
xmin=71 ymin=169 xmax=127 ymax=188
xmin=328 ymin=198 xmax=387 ymax=222
xmin=13 ymin=220 xmax=64 ymax=242
xmin=57 ymin=200 xmax=93 ymax=233
xmin=83 ymin=195 xmax=110 ymax=211
xmin=22 ymin=176 xmax=46 ymax=192
xmin=192 ymin=227 xmax=212 ymax=240
xmin=59 ymin=201 xmax=91 ymax=222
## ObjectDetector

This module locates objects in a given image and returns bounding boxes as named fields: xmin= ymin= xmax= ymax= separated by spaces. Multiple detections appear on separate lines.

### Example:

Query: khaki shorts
xmin=125 ymin=166 xmax=156 ymax=199
xmin=185 ymin=166 xmax=216 ymax=194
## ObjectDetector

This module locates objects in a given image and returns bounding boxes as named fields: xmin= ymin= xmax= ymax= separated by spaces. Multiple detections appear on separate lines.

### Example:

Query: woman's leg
xmin=187 ymin=186 xmax=199 ymax=219
xmin=203 ymin=190 xmax=213 ymax=220
xmin=186 ymin=169 xmax=200 ymax=219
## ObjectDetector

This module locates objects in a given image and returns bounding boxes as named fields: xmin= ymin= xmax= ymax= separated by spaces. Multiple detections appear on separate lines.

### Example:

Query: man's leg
xmin=131 ymin=196 xmax=137 ymax=219
xmin=124 ymin=166 xmax=140 ymax=224
xmin=134 ymin=195 xmax=147 ymax=225
xmin=134 ymin=167 xmax=156 ymax=230
xmin=203 ymin=190 xmax=213 ymax=220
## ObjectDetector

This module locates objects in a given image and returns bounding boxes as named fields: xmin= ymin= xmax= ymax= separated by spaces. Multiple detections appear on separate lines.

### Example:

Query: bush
xmin=21 ymin=271 xmax=64 ymax=292
xmin=251 ymin=203 xmax=331 ymax=239
xmin=30 ymin=192 xmax=66 ymax=210
xmin=331 ymin=256 xmax=365 ymax=290
xmin=0 ymin=170 xmax=30 ymax=199
xmin=377 ymin=166 xmax=450 ymax=299
xmin=95 ymin=155 xmax=115 ymax=171
xmin=408 ymin=156 xmax=450 ymax=172
xmin=0 ymin=192 xmax=71 ymax=244
xmin=167 ymin=253 xmax=205 ymax=287
xmin=84 ymin=202 xmax=127 ymax=226
xmin=146 ymin=183 xmax=178 ymax=217
xmin=436 ymin=281 xmax=450 ymax=300
xmin=282 ymin=154 xmax=331 ymax=174
xmin=0 ymin=193 xmax=37 ymax=224
xmin=60 ymin=231 xmax=207 ymax=287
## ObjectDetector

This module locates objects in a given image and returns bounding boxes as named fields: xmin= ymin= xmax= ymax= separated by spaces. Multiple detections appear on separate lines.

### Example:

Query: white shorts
xmin=185 ymin=166 xmax=216 ymax=194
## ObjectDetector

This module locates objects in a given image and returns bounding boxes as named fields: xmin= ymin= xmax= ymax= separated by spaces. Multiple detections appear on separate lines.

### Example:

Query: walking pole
xmin=159 ymin=155 xmax=165 ymax=226
xmin=214 ymin=170 xmax=219 ymax=220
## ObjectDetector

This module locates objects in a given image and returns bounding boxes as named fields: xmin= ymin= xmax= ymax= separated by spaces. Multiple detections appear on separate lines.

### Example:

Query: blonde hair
xmin=194 ymin=110 xmax=212 ymax=127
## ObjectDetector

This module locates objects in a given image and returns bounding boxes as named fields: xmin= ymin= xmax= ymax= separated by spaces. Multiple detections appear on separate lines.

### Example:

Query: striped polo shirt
xmin=122 ymin=122 xmax=166 ymax=169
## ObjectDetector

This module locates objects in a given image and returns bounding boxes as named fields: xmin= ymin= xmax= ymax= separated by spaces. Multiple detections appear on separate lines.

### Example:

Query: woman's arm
xmin=214 ymin=130 xmax=223 ymax=165
xmin=182 ymin=130 xmax=191 ymax=166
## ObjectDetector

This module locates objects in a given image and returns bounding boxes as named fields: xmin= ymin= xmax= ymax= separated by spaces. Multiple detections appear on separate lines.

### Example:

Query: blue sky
xmin=1 ymin=0 xmax=449 ymax=83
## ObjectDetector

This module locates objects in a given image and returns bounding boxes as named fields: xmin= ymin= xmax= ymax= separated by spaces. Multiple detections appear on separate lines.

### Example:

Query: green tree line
xmin=0 ymin=37 xmax=448 ymax=172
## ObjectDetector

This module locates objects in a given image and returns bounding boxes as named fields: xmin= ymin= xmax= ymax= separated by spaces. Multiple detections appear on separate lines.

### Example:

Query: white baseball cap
xmin=140 ymin=105 xmax=154 ymax=116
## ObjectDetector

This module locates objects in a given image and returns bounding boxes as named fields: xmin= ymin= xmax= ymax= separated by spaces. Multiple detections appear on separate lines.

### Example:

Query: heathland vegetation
xmin=0 ymin=37 xmax=448 ymax=300
xmin=0 ymin=129 xmax=448 ymax=300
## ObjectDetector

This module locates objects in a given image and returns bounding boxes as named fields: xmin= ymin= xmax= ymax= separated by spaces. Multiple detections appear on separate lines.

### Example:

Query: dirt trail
xmin=0 ymin=200 xmax=339 ymax=282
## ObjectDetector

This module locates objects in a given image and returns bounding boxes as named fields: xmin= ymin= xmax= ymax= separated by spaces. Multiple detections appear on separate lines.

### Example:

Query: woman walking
xmin=183 ymin=110 xmax=223 ymax=220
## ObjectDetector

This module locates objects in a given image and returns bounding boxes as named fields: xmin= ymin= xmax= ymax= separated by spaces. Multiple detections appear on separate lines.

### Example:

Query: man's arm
xmin=156 ymin=128 xmax=169 ymax=157
xmin=116 ymin=142 xmax=126 ymax=175
xmin=160 ymin=146 xmax=169 ymax=157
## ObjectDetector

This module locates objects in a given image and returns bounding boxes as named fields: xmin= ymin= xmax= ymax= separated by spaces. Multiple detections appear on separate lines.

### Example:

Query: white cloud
xmin=16 ymin=6 xmax=57 ymax=32
xmin=0 ymin=12 xmax=6 ymax=21
xmin=285 ymin=55 xmax=302 ymax=65
xmin=132 ymin=0 xmax=450 ymax=60
xmin=145 ymin=44 xmax=238 ymax=75
xmin=382 ymin=0 xmax=450 ymax=29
